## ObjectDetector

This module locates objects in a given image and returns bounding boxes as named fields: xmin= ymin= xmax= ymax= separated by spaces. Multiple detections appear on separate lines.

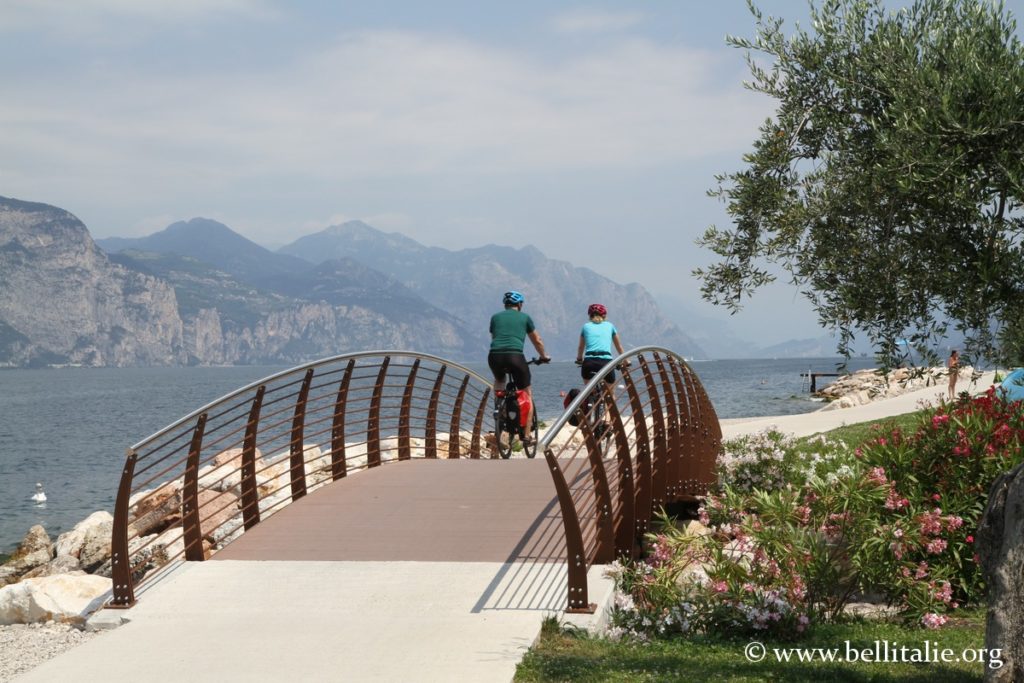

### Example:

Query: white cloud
xmin=0 ymin=0 xmax=275 ymax=32
xmin=0 ymin=28 xmax=772 ymax=240
xmin=549 ymin=8 xmax=645 ymax=34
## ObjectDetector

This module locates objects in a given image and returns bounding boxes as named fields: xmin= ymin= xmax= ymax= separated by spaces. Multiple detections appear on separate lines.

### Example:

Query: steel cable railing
xmin=538 ymin=346 xmax=719 ymax=612
xmin=108 ymin=351 xmax=494 ymax=607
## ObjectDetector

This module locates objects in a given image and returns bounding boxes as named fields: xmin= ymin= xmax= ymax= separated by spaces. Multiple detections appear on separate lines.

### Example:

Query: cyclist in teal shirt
xmin=488 ymin=291 xmax=550 ymax=439
xmin=576 ymin=303 xmax=626 ymax=384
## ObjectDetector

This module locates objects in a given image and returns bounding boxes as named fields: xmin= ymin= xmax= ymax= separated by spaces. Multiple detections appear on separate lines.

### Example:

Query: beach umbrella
xmin=999 ymin=368 xmax=1024 ymax=402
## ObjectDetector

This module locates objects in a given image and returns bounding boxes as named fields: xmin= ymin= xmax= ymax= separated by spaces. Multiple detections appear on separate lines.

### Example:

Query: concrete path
xmin=18 ymin=560 xmax=613 ymax=682
xmin=721 ymin=371 xmax=998 ymax=440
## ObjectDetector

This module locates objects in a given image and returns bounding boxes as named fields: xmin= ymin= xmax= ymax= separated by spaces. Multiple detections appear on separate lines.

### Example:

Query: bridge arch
xmin=108 ymin=347 xmax=719 ymax=612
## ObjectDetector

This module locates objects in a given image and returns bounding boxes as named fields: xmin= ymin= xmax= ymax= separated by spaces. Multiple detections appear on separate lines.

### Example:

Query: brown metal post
xmin=603 ymin=391 xmax=636 ymax=559
xmin=289 ymin=368 xmax=314 ymax=500
xmin=668 ymin=359 xmax=698 ymax=498
xmin=331 ymin=359 xmax=355 ymax=480
xmin=578 ymin=417 xmax=615 ymax=563
xmin=543 ymin=448 xmax=596 ymax=614
xmin=448 ymin=376 xmax=469 ymax=459
xmin=240 ymin=386 xmax=265 ymax=530
xmin=654 ymin=353 xmax=681 ymax=501
xmin=639 ymin=356 xmax=668 ymax=510
xmin=621 ymin=365 xmax=652 ymax=535
xmin=109 ymin=449 xmax=137 ymax=608
xmin=399 ymin=359 xmax=420 ymax=461
xmin=470 ymin=389 xmax=490 ymax=459
xmin=368 ymin=358 xmax=389 ymax=468
xmin=182 ymin=413 xmax=207 ymax=562
xmin=425 ymin=366 xmax=446 ymax=459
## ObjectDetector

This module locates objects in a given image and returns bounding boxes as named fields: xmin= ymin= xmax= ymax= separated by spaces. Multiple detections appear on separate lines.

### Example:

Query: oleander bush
xmin=607 ymin=389 xmax=1024 ymax=640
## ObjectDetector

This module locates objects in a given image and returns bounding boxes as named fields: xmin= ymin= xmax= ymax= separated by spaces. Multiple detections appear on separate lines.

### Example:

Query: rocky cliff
xmin=0 ymin=197 xmax=186 ymax=367
xmin=1 ymin=199 xmax=476 ymax=366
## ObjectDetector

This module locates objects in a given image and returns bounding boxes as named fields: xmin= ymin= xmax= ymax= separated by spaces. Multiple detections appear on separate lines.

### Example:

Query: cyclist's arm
xmin=527 ymin=330 xmax=550 ymax=360
xmin=576 ymin=335 xmax=585 ymax=363
xmin=613 ymin=332 xmax=625 ymax=356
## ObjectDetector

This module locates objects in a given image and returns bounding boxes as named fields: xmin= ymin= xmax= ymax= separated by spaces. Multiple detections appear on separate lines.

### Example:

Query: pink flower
xmin=794 ymin=506 xmax=811 ymax=525
xmin=866 ymin=467 xmax=888 ymax=486
xmin=914 ymin=562 xmax=929 ymax=579
xmin=932 ymin=493 xmax=941 ymax=501
xmin=946 ymin=516 xmax=964 ymax=531
xmin=698 ymin=506 xmax=710 ymax=526
xmin=712 ymin=580 xmax=729 ymax=594
xmin=966 ymin=535 xmax=974 ymax=544
xmin=932 ymin=581 xmax=953 ymax=604
xmin=932 ymin=414 xmax=949 ymax=428
xmin=926 ymin=539 xmax=948 ymax=555
xmin=921 ymin=612 xmax=948 ymax=629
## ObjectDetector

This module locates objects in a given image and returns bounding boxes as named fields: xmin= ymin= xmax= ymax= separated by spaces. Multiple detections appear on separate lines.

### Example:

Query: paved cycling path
xmin=19 ymin=459 xmax=615 ymax=682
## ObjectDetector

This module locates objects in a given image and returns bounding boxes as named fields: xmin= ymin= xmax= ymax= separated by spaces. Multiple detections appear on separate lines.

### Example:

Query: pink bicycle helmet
xmin=588 ymin=303 xmax=607 ymax=317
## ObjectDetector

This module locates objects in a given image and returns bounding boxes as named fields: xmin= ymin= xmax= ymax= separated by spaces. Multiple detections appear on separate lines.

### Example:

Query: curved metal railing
xmin=108 ymin=351 xmax=495 ymax=607
xmin=538 ymin=346 xmax=720 ymax=612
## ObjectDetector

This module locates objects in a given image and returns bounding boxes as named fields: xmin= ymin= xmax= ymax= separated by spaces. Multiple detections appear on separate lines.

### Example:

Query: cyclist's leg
xmin=487 ymin=352 xmax=508 ymax=394
xmin=506 ymin=354 xmax=533 ymax=440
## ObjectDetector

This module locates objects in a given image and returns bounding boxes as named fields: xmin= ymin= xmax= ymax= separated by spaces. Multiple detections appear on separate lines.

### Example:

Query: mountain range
xmin=0 ymin=195 xmax=707 ymax=367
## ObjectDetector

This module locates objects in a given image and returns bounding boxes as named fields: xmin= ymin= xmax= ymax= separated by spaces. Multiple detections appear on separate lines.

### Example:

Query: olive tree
xmin=696 ymin=0 xmax=1024 ymax=367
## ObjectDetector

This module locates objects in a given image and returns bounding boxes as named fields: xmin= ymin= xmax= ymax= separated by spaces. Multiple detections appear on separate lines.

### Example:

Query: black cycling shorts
xmin=488 ymin=351 xmax=531 ymax=389
xmin=581 ymin=357 xmax=615 ymax=384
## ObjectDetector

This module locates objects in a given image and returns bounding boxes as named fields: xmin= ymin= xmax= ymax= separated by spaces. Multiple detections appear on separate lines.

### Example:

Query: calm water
xmin=0 ymin=357 xmax=873 ymax=552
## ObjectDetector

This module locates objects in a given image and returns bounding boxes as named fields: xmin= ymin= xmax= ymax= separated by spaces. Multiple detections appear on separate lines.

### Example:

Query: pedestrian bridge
xmin=108 ymin=347 xmax=720 ymax=613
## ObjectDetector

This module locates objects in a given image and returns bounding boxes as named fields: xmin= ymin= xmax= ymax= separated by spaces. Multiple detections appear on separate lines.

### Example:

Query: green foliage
xmin=719 ymin=428 xmax=855 ymax=492
xmin=516 ymin=612 xmax=989 ymax=681
xmin=608 ymin=391 xmax=1024 ymax=641
xmin=695 ymin=0 xmax=1024 ymax=367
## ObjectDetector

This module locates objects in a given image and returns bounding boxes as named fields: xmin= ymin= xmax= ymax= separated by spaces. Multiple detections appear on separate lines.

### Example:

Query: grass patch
xmin=517 ymin=610 xmax=990 ymax=682
xmin=793 ymin=412 xmax=923 ymax=453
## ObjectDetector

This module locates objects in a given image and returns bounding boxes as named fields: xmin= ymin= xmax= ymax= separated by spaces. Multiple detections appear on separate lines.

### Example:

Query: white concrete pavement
xmin=720 ymin=371 xmax=998 ymax=440
xmin=17 ymin=561 xmax=614 ymax=683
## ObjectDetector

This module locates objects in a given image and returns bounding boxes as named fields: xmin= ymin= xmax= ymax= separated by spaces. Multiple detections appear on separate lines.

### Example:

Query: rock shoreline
xmin=814 ymin=365 xmax=965 ymax=411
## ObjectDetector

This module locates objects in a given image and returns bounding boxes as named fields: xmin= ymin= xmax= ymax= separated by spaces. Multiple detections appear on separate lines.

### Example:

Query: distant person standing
xmin=947 ymin=349 xmax=960 ymax=400
xmin=576 ymin=303 xmax=626 ymax=384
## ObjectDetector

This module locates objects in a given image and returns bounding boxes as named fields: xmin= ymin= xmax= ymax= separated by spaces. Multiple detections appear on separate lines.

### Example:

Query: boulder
xmin=77 ymin=515 xmax=114 ymax=573
xmin=20 ymin=554 xmax=83 ymax=580
xmin=197 ymin=489 xmax=241 ymax=542
xmin=213 ymin=446 xmax=261 ymax=468
xmin=128 ymin=482 xmax=182 ymax=538
xmin=977 ymin=462 xmax=1024 ymax=680
xmin=0 ymin=525 xmax=53 ymax=586
xmin=55 ymin=510 xmax=114 ymax=559
xmin=0 ymin=574 xmax=111 ymax=625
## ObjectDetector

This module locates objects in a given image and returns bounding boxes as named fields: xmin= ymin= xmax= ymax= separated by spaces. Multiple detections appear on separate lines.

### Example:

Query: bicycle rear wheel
xmin=495 ymin=399 xmax=514 ymax=459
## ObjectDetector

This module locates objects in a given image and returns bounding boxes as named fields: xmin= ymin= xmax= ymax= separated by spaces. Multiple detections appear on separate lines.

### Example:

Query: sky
xmin=2 ymin=1 xmax=1022 ymax=347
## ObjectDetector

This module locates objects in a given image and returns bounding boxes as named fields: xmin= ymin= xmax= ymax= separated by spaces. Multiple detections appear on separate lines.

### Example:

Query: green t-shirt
xmin=489 ymin=309 xmax=535 ymax=352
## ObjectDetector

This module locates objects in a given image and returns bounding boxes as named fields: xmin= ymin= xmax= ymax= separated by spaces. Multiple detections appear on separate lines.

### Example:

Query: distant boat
xmin=31 ymin=482 xmax=46 ymax=503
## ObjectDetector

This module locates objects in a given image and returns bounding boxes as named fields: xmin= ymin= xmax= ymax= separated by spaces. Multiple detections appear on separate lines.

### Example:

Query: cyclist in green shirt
xmin=488 ymin=291 xmax=550 ymax=439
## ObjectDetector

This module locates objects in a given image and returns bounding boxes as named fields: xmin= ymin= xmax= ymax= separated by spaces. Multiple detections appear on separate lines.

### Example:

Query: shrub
xmin=608 ymin=390 xmax=1024 ymax=639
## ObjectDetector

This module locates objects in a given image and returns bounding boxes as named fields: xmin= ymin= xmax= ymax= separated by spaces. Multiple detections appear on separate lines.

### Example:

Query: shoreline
xmin=720 ymin=371 xmax=998 ymax=440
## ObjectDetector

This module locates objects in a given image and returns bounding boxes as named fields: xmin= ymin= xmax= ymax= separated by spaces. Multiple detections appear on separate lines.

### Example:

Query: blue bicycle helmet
xmin=503 ymin=290 xmax=525 ymax=306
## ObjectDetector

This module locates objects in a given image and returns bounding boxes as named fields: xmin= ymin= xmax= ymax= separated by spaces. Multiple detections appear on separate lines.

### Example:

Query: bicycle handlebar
xmin=527 ymin=357 xmax=551 ymax=365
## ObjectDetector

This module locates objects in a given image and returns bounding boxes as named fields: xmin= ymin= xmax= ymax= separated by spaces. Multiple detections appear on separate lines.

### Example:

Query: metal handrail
xmin=129 ymin=350 xmax=492 ymax=453
xmin=539 ymin=345 xmax=719 ymax=612
xmin=109 ymin=351 xmax=495 ymax=608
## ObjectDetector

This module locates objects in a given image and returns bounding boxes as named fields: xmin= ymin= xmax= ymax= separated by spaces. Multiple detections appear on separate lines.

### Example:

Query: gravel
xmin=0 ymin=623 xmax=101 ymax=682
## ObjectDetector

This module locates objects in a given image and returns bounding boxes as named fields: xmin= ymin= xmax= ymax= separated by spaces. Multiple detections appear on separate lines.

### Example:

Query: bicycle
xmin=568 ymin=359 xmax=629 ymax=444
xmin=494 ymin=357 xmax=548 ymax=459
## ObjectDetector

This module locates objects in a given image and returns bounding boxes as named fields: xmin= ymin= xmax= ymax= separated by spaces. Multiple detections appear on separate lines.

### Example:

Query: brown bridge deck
xmin=213 ymin=459 xmax=568 ymax=563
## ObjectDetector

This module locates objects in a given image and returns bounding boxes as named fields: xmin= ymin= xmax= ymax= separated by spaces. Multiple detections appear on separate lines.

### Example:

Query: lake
xmin=0 ymin=356 xmax=874 ymax=552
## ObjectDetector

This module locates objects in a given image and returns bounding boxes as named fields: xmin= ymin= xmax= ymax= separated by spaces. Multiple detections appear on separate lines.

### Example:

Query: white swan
xmin=31 ymin=483 xmax=46 ymax=503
